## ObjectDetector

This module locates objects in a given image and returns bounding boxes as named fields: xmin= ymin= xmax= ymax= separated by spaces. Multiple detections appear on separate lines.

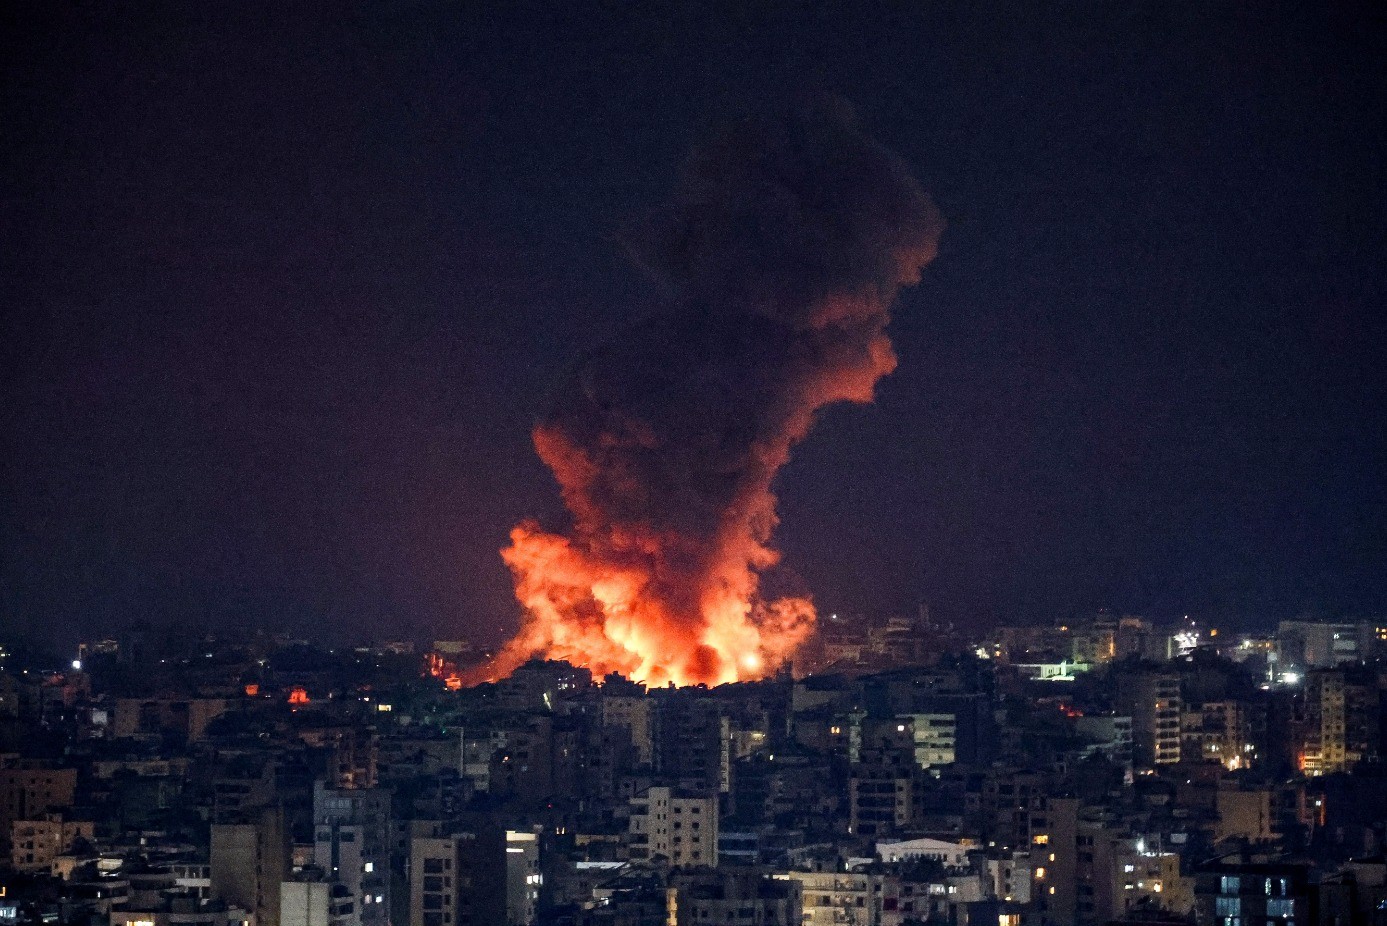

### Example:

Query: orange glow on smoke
xmin=468 ymin=326 xmax=900 ymax=689
xmin=462 ymin=108 xmax=943 ymax=689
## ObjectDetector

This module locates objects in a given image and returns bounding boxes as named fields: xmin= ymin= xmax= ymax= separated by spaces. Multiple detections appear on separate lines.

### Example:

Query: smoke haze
xmin=473 ymin=102 xmax=943 ymax=687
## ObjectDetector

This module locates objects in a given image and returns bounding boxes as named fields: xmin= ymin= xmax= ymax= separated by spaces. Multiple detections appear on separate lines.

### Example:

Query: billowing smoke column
xmin=474 ymin=102 xmax=943 ymax=688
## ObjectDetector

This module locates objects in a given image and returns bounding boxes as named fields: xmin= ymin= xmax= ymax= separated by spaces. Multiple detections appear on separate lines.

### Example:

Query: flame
xmin=464 ymin=105 xmax=942 ymax=688
xmin=471 ymin=321 xmax=900 ymax=688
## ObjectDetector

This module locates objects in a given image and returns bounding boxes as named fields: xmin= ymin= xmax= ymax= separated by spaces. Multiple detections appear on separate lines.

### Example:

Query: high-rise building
xmin=409 ymin=823 xmax=506 ymax=926
xmin=1277 ymin=620 xmax=1376 ymax=669
xmin=653 ymin=694 xmax=730 ymax=793
xmin=1182 ymin=700 xmax=1252 ymax=769
xmin=628 ymin=786 xmax=718 ymax=867
xmin=1301 ymin=670 xmax=1351 ymax=774
xmin=1115 ymin=669 xmax=1181 ymax=767
xmin=281 ymin=878 xmax=355 ymax=926
xmin=505 ymin=829 xmax=541 ymax=926
xmin=1030 ymin=796 xmax=1079 ymax=926
xmin=313 ymin=782 xmax=392 ymax=926
xmin=211 ymin=805 xmax=290 ymax=926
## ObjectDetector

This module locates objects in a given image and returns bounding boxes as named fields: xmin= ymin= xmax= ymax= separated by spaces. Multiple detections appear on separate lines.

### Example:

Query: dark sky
xmin=3 ymin=2 xmax=1385 ymax=650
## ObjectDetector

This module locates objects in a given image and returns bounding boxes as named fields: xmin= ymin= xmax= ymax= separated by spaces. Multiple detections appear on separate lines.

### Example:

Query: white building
xmin=628 ymin=787 xmax=718 ymax=867
xmin=281 ymin=880 xmax=355 ymax=926
xmin=506 ymin=829 xmax=541 ymax=925
xmin=875 ymin=837 xmax=970 ymax=868
xmin=783 ymin=870 xmax=893 ymax=926
xmin=313 ymin=782 xmax=391 ymax=926
xmin=899 ymin=713 xmax=957 ymax=768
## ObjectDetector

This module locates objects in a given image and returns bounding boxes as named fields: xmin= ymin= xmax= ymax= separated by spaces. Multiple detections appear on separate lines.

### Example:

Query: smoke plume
xmin=473 ymin=102 xmax=943 ymax=687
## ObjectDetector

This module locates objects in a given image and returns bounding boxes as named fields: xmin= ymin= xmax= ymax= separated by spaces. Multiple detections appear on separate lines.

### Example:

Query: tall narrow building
xmin=409 ymin=822 xmax=506 ymax=926
xmin=1115 ymin=668 xmax=1182 ymax=767
xmin=313 ymin=781 xmax=392 ymax=926
xmin=210 ymin=805 xmax=290 ymax=926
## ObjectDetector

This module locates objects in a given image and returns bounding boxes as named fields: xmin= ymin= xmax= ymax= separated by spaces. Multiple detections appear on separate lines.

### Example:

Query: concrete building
xmin=1182 ymin=701 xmax=1252 ymax=768
xmin=1115 ymin=669 xmax=1181 ymax=767
xmin=876 ymin=837 xmax=970 ymax=867
xmin=0 ymin=764 xmax=77 ymax=858
xmin=112 ymin=697 xmax=228 ymax=742
xmin=313 ymin=782 xmax=391 ymax=926
xmin=1195 ymin=863 xmax=1311 ymax=926
xmin=603 ymin=694 xmax=655 ymax=766
xmin=281 ymin=879 xmax=354 ymax=926
xmin=10 ymin=815 xmax=94 ymax=873
xmin=849 ymin=766 xmax=925 ymax=837
xmin=1075 ymin=715 xmax=1134 ymax=767
xmin=1277 ymin=620 xmax=1375 ymax=669
xmin=409 ymin=824 xmax=506 ymax=926
xmin=1301 ymin=669 xmax=1349 ymax=774
xmin=898 ymin=713 xmax=957 ymax=767
xmin=1075 ymin=827 xmax=1194 ymax=925
xmin=784 ymin=869 xmax=894 ymax=926
xmin=1214 ymin=788 xmax=1274 ymax=843
xmin=210 ymin=805 xmax=290 ymax=926
xmin=628 ymin=786 xmax=718 ymax=867
xmin=671 ymin=869 xmax=801 ymax=926
xmin=505 ymin=829 xmax=541 ymax=926
xmin=653 ymin=695 xmax=730 ymax=793
xmin=1028 ymin=796 xmax=1079 ymax=926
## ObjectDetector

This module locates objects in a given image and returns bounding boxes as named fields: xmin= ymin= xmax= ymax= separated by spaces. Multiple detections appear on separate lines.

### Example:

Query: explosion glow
xmin=469 ymin=103 xmax=944 ymax=687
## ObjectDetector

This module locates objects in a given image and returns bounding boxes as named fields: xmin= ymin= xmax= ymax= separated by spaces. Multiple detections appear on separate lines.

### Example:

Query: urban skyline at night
xmin=1 ymin=5 xmax=1385 ymax=920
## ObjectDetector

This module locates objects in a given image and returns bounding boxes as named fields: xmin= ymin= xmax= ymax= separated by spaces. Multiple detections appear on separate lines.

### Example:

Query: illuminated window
xmin=1032 ymin=834 xmax=1049 ymax=845
xmin=1034 ymin=867 xmax=1046 ymax=880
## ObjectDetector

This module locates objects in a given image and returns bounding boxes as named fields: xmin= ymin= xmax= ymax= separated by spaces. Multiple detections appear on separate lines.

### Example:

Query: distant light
xmin=377 ymin=703 xmax=392 ymax=712
xmin=71 ymin=659 xmax=82 ymax=671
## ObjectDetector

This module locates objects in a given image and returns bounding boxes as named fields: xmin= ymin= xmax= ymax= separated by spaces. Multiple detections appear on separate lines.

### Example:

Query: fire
xmin=466 ymin=103 xmax=943 ymax=688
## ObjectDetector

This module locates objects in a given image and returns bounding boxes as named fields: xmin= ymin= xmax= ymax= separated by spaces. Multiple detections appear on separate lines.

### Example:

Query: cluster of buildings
xmin=1 ymin=613 xmax=1386 ymax=926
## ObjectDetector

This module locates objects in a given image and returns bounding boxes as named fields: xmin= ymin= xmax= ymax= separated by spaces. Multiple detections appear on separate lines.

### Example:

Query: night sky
xmin=3 ymin=2 xmax=1385 ymax=651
